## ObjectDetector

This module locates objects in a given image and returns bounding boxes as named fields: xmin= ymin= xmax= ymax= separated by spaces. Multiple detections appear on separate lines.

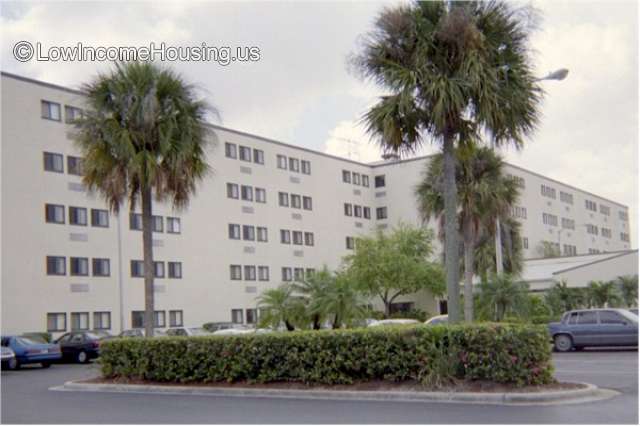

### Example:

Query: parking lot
xmin=1 ymin=349 xmax=638 ymax=424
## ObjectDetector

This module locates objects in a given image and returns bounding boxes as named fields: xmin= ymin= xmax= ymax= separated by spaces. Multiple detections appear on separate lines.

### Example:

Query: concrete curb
xmin=51 ymin=380 xmax=618 ymax=406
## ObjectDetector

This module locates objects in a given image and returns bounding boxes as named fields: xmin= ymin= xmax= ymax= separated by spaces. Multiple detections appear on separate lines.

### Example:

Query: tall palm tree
xmin=256 ymin=284 xmax=302 ymax=331
xmin=473 ymin=216 xmax=523 ymax=282
xmin=354 ymin=1 xmax=541 ymax=322
xmin=73 ymin=62 xmax=214 ymax=337
xmin=415 ymin=145 xmax=520 ymax=321
xmin=477 ymin=273 xmax=529 ymax=321
xmin=617 ymin=275 xmax=638 ymax=307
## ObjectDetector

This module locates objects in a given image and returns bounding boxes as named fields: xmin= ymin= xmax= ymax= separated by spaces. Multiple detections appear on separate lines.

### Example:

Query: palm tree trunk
xmin=442 ymin=131 xmax=460 ymax=323
xmin=141 ymin=187 xmax=155 ymax=337
xmin=463 ymin=219 xmax=475 ymax=322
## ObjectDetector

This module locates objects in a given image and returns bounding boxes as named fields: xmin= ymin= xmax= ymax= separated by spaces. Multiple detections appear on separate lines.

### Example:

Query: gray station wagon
xmin=548 ymin=309 xmax=638 ymax=352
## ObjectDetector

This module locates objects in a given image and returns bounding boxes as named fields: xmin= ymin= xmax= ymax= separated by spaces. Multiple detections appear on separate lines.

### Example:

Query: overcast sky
xmin=1 ymin=0 xmax=637 ymax=245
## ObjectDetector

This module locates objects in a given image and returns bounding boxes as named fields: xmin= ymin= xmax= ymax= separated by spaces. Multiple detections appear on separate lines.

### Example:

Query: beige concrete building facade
xmin=1 ymin=72 xmax=634 ymax=336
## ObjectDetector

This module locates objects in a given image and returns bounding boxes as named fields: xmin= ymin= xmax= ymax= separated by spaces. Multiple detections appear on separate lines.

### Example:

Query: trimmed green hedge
xmin=99 ymin=324 xmax=553 ymax=387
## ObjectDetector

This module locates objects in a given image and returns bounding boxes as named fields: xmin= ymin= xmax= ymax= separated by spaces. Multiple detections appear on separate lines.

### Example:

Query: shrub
xmin=100 ymin=323 xmax=553 ymax=387
xmin=389 ymin=308 xmax=429 ymax=322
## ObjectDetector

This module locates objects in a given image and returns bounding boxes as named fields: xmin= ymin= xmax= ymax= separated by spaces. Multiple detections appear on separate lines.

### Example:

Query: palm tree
xmin=256 ymin=284 xmax=302 ymax=331
xmin=292 ymin=267 xmax=333 ymax=329
xmin=415 ymin=145 xmax=520 ymax=321
xmin=586 ymin=281 xmax=621 ymax=308
xmin=617 ymin=275 xmax=638 ymax=307
xmin=545 ymin=280 xmax=581 ymax=315
xmin=476 ymin=273 xmax=529 ymax=321
xmin=473 ymin=216 xmax=524 ymax=282
xmin=314 ymin=271 xmax=366 ymax=329
xmin=354 ymin=1 xmax=541 ymax=322
xmin=74 ymin=62 xmax=213 ymax=337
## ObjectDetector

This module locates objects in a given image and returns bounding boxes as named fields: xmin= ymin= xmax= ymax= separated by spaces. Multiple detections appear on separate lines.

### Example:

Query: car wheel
xmin=554 ymin=334 xmax=573 ymax=352
xmin=41 ymin=362 xmax=51 ymax=368
xmin=76 ymin=351 xmax=88 ymax=364
xmin=7 ymin=358 xmax=18 ymax=370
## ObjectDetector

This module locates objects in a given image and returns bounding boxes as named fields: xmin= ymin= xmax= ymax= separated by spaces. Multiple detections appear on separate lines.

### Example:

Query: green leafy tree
xmin=476 ymin=273 xmax=529 ymax=321
xmin=74 ymin=62 xmax=213 ymax=337
xmin=353 ymin=1 xmax=541 ymax=322
xmin=343 ymin=224 xmax=444 ymax=317
xmin=416 ymin=144 xmax=520 ymax=322
xmin=586 ymin=280 xmax=621 ymax=308
xmin=617 ymin=275 xmax=639 ymax=307
xmin=256 ymin=284 xmax=304 ymax=331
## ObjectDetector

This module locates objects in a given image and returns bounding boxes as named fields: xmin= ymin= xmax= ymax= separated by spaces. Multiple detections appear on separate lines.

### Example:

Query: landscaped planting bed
xmin=99 ymin=324 xmax=554 ymax=387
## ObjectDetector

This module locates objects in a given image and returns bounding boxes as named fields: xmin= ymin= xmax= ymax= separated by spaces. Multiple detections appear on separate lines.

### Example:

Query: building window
xmin=258 ymin=266 xmax=269 ymax=281
xmin=282 ymin=267 xmax=293 ymax=281
xmin=154 ymin=311 xmax=166 ymax=328
xmin=241 ymin=185 xmax=253 ymax=201
xmin=511 ymin=206 xmax=527 ymax=219
xmin=257 ymin=227 xmax=268 ymax=242
xmin=65 ymin=105 xmax=82 ymax=123
xmin=70 ymin=312 xmax=89 ymax=331
xmin=167 ymin=217 xmax=181 ymax=234
xmin=560 ymin=191 xmax=573 ymax=204
xmin=561 ymin=218 xmax=575 ymax=230
xmin=601 ymin=228 xmax=612 ymax=239
xmin=563 ymin=245 xmax=577 ymax=256
xmin=168 ymin=262 xmax=182 ymax=278
xmin=292 ymin=231 xmax=303 ymax=245
xmin=621 ymin=233 xmax=630 ymax=242
xmin=277 ymin=155 xmax=288 ymax=170
xmin=302 ymin=196 xmax=312 ymax=211
xmin=67 ymin=156 xmax=84 ymax=176
xmin=353 ymin=173 xmax=361 ymax=185
xmin=68 ymin=206 xmax=87 ymax=226
xmin=585 ymin=199 xmax=597 ymax=212
xmin=280 ymin=229 xmax=291 ymax=244
xmin=294 ymin=268 xmax=304 ymax=281
xmin=278 ymin=192 xmax=289 ymax=207
xmin=376 ymin=207 xmax=388 ymax=220
xmin=93 ymin=312 xmax=111 ymax=330
xmin=255 ymin=188 xmax=267 ymax=203
xmin=354 ymin=205 xmax=362 ymax=218
xmin=346 ymin=236 xmax=355 ymax=250
xmin=238 ymin=145 xmax=252 ymax=162
xmin=619 ymin=211 xmax=629 ymax=221
xmin=243 ymin=225 xmax=256 ymax=241
xmin=45 ymin=204 xmax=65 ymax=224
xmin=46 ymin=256 xmax=66 ymax=275
xmin=244 ymin=265 xmax=256 ymax=281
xmin=231 ymin=309 xmax=243 ymax=324
xmin=47 ymin=313 xmax=66 ymax=332
xmin=363 ymin=207 xmax=371 ymax=219
xmin=301 ymin=160 xmax=311 ymax=175
xmin=374 ymin=175 xmax=386 ymax=188
xmin=541 ymin=185 xmax=556 ymax=199
xmin=253 ymin=149 xmax=265 ymax=165
xmin=41 ymin=100 xmax=61 ymax=121
xmin=542 ymin=213 xmax=558 ymax=226
xmin=599 ymin=205 xmax=611 ymax=216
xmin=342 ymin=170 xmax=351 ymax=183
xmin=70 ymin=257 xmax=89 ymax=276
xmin=131 ymin=260 xmax=144 ymax=277
xmin=227 ymin=183 xmax=239 ymax=199
xmin=91 ymin=209 xmax=109 ymax=227
xmin=523 ymin=237 xmax=529 ymax=249
xmin=225 ymin=142 xmax=237 ymax=159
xmin=43 ymin=152 xmax=64 ymax=173
xmin=130 ymin=213 xmax=142 ymax=230
xmin=230 ymin=265 xmax=242 ymax=280
xmin=344 ymin=203 xmax=353 ymax=216
xmin=507 ymin=174 xmax=526 ymax=188
xmin=586 ymin=224 xmax=599 ymax=235
xmin=131 ymin=311 xmax=145 ymax=328
xmin=362 ymin=175 xmax=370 ymax=187
xmin=291 ymin=194 xmax=301 ymax=209
xmin=154 ymin=261 xmax=165 ymax=278
xmin=169 ymin=310 xmax=183 ymax=327
xmin=306 ymin=268 xmax=316 ymax=279
xmin=289 ymin=158 xmax=300 ymax=172
xmin=304 ymin=232 xmax=314 ymax=246
xmin=246 ymin=309 xmax=257 ymax=324
xmin=92 ymin=258 xmax=110 ymax=277
xmin=152 ymin=215 xmax=164 ymax=233
xmin=229 ymin=223 xmax=241 ymax=240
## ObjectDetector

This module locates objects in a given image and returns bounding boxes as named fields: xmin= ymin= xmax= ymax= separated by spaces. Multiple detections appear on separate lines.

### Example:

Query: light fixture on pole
xmin=536 ymin=68 xmax=569 ymax=82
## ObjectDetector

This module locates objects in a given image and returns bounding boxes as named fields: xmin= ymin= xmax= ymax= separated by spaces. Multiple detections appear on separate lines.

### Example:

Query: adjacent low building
xmin=0 ymin=71 xmax=634 ymax=336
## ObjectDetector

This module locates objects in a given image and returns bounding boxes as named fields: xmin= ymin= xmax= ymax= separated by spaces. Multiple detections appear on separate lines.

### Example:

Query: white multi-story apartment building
xmin=1 ymin=72 xmax=633 ymax=336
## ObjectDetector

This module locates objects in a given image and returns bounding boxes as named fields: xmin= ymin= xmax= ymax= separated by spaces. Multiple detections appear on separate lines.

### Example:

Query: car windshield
xmin=188 ymin=328 xmax=209 ymax=335
xmin=16 ymin=337 xmax=41 ymax=346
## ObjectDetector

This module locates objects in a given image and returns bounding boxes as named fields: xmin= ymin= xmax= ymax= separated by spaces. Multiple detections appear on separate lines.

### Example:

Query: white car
xmin=367 ymin=319 xmax=420 ymax=327
xmin=212 ymin=328 xmax=254 ymax=336
xmin=165 ymin=327 xmax=212 ymax=337
xmin=425 ymin=315 xmax=448 ymax=325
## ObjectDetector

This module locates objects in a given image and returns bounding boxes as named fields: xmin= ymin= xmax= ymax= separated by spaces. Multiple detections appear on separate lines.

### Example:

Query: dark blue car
xmin=0 ymin=336 xmax=62 ymax=369
xmin=548 ymin=309 xmax=639 ymax=352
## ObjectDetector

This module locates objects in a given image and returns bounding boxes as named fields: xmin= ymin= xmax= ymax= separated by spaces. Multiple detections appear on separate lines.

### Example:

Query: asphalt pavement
xmin=1 ymin=348 xmax=638 ymax=424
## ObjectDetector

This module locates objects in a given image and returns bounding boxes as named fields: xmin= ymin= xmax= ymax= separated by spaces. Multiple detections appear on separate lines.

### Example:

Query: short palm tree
xmin=314 ymin=271 xmax=365 ymax=329
xmin=416 ymin=145 xmax=520 ymax=321
xmin=292 ymin=267 xmax=334 ymax=329
xmin=586 ymin=281 xmax=621 ymax=308
xmin=256 ymin=284 xmax=302 ymax=331
xmin=545 ymin=280 xmax=581 ymax=315
xmin=477 ymin=273 xmax=529 ymax=321
xmin=74 ymin=62 xmax=213 ymax=337
xmin=617 ymin=275 xmax=638 ymax=307
xmin=354 ymin=1 xmax=541 ymax=322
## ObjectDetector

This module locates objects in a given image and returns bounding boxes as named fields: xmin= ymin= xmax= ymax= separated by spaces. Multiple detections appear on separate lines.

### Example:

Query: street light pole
xmin=494 ymin=68 xmax=568 ymax=275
